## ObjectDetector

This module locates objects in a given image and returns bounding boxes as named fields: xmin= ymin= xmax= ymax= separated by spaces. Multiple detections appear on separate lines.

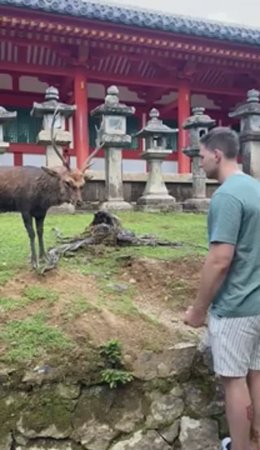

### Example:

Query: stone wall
xmin=0 ymin=343 xmax=227 ymax=450
xmin=82 ymin=172 xmax=219 ymax=206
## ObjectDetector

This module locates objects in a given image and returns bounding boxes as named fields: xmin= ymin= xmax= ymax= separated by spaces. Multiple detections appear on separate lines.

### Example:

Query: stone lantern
xmin=0 ymin=106 xmax=17 ymax=154
xmin=91 ymin=85 xmax=135 ymax=211
xmin=229 ymin=89 xmax=260 ymax=178
xmin=135 ymin=108 xmax=177 ymax=211
xmin=182 ymin=106 xmax=216 ymax=212
xmin=31 ymin=86 xmax=76 ymax=167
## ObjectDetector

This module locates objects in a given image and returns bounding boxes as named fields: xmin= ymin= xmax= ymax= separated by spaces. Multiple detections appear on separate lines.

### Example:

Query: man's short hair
xmin=200 ymin=127 xmax=239 ymax=159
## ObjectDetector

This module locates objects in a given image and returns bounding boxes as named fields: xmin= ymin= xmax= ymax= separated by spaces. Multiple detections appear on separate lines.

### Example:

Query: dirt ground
xmin=0 ymin=256 xmax=204 ymax=358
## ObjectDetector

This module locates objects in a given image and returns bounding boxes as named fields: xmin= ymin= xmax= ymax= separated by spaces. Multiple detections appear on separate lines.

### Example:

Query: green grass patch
xmin=23 ymin=286 xmax=59 ymax=304
xmin=0 ymin=297 xmax=28 ymax=313
xmin=63 ymin=295 xmax=98 ymax=319
xmin=0 ymin=268 xmax=15 ymax=286
xmin=0 ymin=314 xmax=72 ymax=362
xmin=99 ymin=292 xmax=139 ymax=317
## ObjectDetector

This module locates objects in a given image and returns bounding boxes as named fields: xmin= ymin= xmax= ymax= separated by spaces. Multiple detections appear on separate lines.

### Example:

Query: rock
xmin=115 ymin=407 xmax=144 ymax=433
xmin=109 ymin=429 xmax=172 ymax=450
xmin=56 ymin=383 xmax=81 ymax=400
xmin=179 ymin=416 xmax=220 ymax=450
xmin=132 ymin=343 xmax=197 ymax=380
xmin=146 ymin=386 xmax=184 ymax=428
xmin=72 ymin=419 xmax=118 ymax=450
xmin=159 ymin=420 xmax=180 ymax=444
xmin=17 ymin=417 xmax=71 ymax=440
xmin=0 ymin=433 xmax=12 ymax=450
xmin=72 ymin=385 xmax=143 ymax=448
xmin=183 ymin=380 xmax=224 ymax=417
xmin=17 ymin=440 xmax=82 ymax=450
xmin=107 ymin=282 xmax=130 ymax=293
xmin=14 ymin=431 xmax=28 ymax=446
xmin=22 ymin=365 xmax=53 ymax=385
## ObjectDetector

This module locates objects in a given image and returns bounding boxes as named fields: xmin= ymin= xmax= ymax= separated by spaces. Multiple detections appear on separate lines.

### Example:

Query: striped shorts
xmin=208 ymin=313 xmax=260 ymax=377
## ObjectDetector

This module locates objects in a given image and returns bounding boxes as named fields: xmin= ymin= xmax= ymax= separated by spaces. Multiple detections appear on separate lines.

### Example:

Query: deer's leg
xmin=35 ymin=214 xmax=46 ymax=260
xmin=22 ymin=212 xmax=37 ymax=268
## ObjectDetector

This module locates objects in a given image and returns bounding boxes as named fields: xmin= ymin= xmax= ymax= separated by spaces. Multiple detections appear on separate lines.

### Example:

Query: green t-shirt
xmin=208 ymin=173 xmax=260 ymax=317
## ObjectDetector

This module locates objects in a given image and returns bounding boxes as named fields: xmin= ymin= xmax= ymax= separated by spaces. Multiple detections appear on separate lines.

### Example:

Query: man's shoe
xmin=219 ymin=437 xmax=231 ymax=450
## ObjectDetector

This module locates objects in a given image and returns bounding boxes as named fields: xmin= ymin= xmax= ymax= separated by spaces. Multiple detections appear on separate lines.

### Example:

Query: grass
xmin=0 ymin=313 xmax=73 ymax=362
xmin=0 ymin=211 xmax=207 ymax=268
xmin=63 ymin=295 xmax=98 ymax=319
xmin=23 ymin=286 xmax=59 ymax=304
xmin=0 ymin=297 xmax=28 ymax=313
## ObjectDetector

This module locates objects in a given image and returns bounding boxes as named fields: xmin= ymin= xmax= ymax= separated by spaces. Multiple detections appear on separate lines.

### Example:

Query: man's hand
xmin=183 ymin=305 xmax=207 ymax=328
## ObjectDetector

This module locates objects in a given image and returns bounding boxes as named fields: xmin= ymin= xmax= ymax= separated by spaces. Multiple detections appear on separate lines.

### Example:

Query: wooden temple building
xmin=1 ymin=0 xmax=260 ymax=173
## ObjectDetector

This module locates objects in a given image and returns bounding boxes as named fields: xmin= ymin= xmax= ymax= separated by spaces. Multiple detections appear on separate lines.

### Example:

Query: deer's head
xmin=42 ymin=106 xmax=102 ymax=206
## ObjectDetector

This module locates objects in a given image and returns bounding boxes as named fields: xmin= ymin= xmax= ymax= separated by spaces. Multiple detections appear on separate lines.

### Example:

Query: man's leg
xmin=248 ymin=370 xmax=260 ymax=450
xmin=208 ymin=315 xmax=257 ymax=450
xmin=222 ymin=376 xmax=251 ymax=450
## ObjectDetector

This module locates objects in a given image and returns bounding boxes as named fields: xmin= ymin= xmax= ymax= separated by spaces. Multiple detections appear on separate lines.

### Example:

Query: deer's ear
xmin=41 ymin=166 xmax=61 ymax=177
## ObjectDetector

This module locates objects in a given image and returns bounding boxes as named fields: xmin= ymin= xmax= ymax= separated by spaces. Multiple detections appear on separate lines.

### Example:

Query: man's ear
xmin=41 ymin=166 xmax=61 ymax=177
xmin=215 ymin=149 xmax=222 ymax=162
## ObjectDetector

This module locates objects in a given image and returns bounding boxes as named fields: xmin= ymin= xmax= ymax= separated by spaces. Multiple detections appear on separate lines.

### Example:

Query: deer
xmin=0 ymin=107 xmax=102 ymax=269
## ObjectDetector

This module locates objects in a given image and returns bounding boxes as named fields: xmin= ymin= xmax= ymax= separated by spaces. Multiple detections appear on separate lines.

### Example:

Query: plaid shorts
xmin=208 ymin=313 xmax=260 ymax=377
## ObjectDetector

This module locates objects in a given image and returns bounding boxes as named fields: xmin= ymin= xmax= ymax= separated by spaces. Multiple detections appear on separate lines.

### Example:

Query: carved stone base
xmin=183 ymin=198 xmax=211 ymax=213
xmin=47 ymin=203 xmax=75 ymax=214
xmin=136 ymin=194 xmax=177 ymax=212
xmin=100 ymin=200 xmax=133 ymax=211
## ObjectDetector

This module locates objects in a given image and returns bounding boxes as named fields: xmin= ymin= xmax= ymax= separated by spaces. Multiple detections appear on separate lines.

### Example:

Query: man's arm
xmin=184 ymin=242 xmax=235 ymax=327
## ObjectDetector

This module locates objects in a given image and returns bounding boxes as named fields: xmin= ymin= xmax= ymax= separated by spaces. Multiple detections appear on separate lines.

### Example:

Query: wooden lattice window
xmin=163 ymin=119 xmax=178 ymax=151
xmin=127 ymin=116 xmax=139 ymax=150
xmin=3 ymin=107 xmax=42 ymax=144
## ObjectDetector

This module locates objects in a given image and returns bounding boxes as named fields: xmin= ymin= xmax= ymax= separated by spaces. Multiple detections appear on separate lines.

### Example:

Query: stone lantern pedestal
xmin=135 ymin=109 xmax=177 ymax=211
xmin=229 ymin=89 xmax=260 ymax=179
xmin=182 ymin=107 xmax=216 ymax=213
xmin=91 ymin=86 xmax=135 ymax=211
xmin=31 ymin=86 xmax=76 ymax=168
xmin=0 ymin=107 xmax=17 ymax=155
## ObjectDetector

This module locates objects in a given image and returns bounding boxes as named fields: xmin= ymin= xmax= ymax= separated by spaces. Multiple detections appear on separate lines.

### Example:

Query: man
xmin=184 ymin=127 xmax=260 ymax=450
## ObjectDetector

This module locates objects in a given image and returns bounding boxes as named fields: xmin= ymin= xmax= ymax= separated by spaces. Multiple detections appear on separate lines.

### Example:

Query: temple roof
xmin=1 ymin=0 xmax=260 ymax=46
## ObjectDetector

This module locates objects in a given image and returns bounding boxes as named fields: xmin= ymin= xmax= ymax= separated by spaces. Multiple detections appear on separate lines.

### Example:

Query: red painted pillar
xmin=14 ymin=152 xmax=23 ymax=166
xmin=177 ymin=82 xmax=191 ymax=173
xmin=74 ymin=69 xmax=89 ymax=169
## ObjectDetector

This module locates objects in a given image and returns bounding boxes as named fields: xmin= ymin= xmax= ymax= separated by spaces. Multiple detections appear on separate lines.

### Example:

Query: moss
xmin=19 ymin=387 xmax=74 ymax=436
xmin=0 ymin=392 xmax=28 ymax=436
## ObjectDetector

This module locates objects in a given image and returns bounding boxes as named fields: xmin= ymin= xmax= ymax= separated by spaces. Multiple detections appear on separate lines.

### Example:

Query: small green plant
xmin=99 ymin=339 xmax=122 ymax=367
xmin=101 ymin=368 xmax=134 ymax=389
xmin=99 ymin=339 xmax=133 ymax=388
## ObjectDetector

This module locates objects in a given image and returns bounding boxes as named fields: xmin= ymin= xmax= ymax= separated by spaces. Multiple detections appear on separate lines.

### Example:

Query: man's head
xmin=199 ymin=127 xmax=239 ymax=180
